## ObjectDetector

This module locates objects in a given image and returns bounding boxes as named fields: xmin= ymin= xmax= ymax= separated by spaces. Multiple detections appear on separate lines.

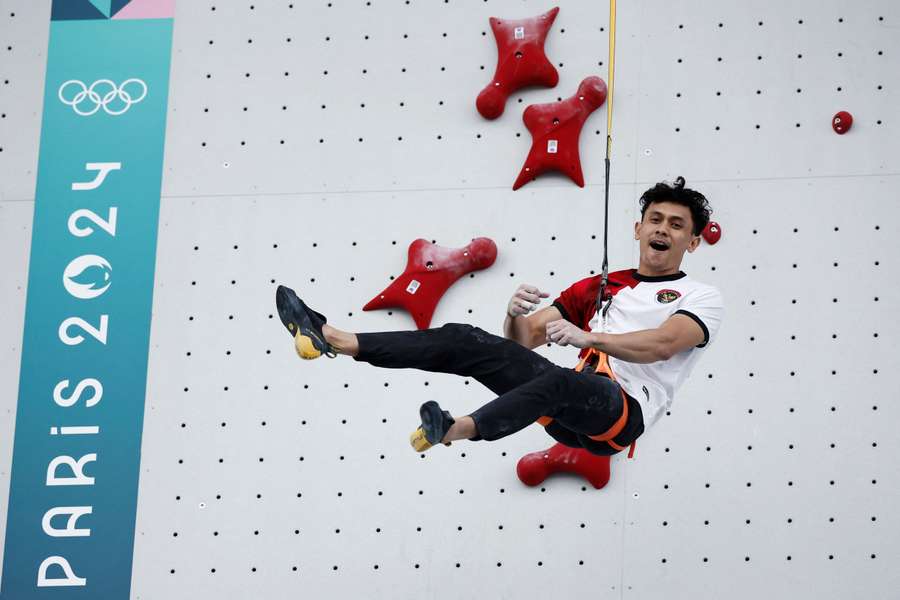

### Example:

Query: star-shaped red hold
xmin=362 ymin=238 xmax=498 ymax=330
xmin=476 ymin=7 xmax=560 ymax=120
xmin=512 ymin=76 xmax=608 ymax=190
xmin=516 ymin=443 xmax=611 ymax=489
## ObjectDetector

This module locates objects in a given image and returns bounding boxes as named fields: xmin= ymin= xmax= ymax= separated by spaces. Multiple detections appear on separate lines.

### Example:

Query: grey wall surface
xmin=1 ymin=1 xmax=898 ymax=599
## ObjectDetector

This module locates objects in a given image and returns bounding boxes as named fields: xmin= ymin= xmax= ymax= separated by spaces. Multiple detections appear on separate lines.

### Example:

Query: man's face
xmin=634 ymin=201 xmax=701 ymax=271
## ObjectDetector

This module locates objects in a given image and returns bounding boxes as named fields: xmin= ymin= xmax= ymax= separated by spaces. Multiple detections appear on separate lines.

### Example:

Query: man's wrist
xmin=587 ymin=331 xmax=607 ymax=351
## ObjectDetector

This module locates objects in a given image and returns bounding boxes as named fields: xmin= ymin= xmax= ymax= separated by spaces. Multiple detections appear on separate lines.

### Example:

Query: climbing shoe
xmin=410 ymin=400 xmax=455 ymax=452
xmin=275 ymin=284 xmax=337 ymax=360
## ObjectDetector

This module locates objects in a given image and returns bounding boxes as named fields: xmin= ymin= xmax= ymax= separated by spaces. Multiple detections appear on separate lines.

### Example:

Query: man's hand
xmin=545 ymin=319 xmax=592 ymax=348
xmin=507 ymin=284 xmax=550 ymax=318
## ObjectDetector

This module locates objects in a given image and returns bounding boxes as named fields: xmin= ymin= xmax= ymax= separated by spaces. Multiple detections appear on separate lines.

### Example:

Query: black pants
xmin=353 ymin=322 xmax=644 ymax=456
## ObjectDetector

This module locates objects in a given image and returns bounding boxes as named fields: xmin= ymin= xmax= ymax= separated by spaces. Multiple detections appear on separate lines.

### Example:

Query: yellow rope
xmin=606 ymin=0 xmax=616 ymax=158
xmin=598 ymin=0 xmax=618 ymax=328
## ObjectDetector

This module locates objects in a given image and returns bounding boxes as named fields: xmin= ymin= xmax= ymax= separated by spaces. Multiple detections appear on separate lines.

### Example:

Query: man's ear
xmin=634 ymin=221 xmax=641 ymax=240
xmin=686 ymin=235 xmax=702 ymax=253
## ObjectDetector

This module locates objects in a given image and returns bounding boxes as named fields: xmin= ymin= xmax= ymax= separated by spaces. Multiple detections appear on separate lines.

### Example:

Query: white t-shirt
xmin=552 ymin=268 xmax=724 ymax=429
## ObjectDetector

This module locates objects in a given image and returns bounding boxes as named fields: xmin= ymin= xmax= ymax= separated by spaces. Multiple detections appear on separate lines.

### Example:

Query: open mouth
xmin=649 ymin=240 xmax=669 ymax=251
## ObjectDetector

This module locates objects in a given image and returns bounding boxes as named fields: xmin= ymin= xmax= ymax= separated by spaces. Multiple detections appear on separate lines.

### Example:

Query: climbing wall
xmin=1 ymin=1 xmax=899 ymax=599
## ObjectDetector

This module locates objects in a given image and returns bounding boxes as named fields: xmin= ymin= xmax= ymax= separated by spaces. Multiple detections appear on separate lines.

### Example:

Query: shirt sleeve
xmin=551 ymin=276 xmax=596 ymax=330
xmin=673 ymin=286 xmax=724 ymax=348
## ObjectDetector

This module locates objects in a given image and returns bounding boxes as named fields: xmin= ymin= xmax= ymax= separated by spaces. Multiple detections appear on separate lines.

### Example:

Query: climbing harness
xmin=536 ymin=346 xmax=636 ymax=459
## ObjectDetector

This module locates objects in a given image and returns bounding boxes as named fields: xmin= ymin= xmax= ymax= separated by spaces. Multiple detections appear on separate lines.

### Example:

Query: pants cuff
xmin=467 ymin=413 xmax=484 ymax=441
xmin=351 ymin=332 xmax=367 ymax=361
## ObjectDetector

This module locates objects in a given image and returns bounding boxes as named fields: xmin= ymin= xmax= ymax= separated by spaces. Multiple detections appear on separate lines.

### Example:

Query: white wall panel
xmin=1 ymin=1 xmax=898 ymax=599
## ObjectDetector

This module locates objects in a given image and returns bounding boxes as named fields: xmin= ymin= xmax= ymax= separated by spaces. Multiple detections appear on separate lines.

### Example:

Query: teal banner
xmin=1 ymin=4 xmax=174 ymax=599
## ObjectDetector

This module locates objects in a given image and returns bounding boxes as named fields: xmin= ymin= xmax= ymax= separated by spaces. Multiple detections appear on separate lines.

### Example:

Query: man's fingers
xmin=515 ymin=299 xmax=534 ymax=313
xmin=517 ymin=290 xmax=542 ymax=304
xmin=546 ymin=321 xmax=576 ymax=347
xmin=519 ymin=285 xmax=548 ymax=302
xmin=547 ymin=326 xmax=567 ymax=343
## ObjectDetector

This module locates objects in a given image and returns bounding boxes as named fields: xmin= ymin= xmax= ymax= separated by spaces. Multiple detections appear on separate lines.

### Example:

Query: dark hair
xmin=639 ymin=176 xmax=711 ymax=236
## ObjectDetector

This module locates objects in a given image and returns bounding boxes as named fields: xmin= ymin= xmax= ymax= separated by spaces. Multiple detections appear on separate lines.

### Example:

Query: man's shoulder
xmin=685 ymin=278 xmax=722 ymax=296
xmin=679 ymin=278 xmax=724 ymax=307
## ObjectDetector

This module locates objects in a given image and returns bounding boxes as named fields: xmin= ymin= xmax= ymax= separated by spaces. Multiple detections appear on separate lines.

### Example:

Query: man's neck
xmin=636 ymin=266 xmax=680 ymax=277
xmin=633 ymin=266 xmax=685 ymax=281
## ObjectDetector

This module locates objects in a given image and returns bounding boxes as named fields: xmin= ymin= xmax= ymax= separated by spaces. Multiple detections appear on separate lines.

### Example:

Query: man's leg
xmin=323 ymin=321 xmax=557 ymax=397
xmin=442 ymin=373 xmax=644 ymax=453
xmin=461 ymin=366 xmax=628 ymax=443
xmin=542 ymin=420 xmax=586 ymax=449
xmin=321 ymin=323 xmax=360 ymax=356
xmin=321 ymin=320 xmax=637 ymax=449
xmin=440 ymin=413 xmax=583 ymax=446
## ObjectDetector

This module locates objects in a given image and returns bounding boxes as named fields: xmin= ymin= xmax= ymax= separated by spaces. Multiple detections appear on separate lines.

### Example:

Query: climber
xmin=275 ymin=177 xmax=724 ymax=456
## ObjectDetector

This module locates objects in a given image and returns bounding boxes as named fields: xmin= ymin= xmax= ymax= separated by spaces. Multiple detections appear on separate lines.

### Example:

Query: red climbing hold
xmin=832 ymin=111 xmax=853 ymax=134
xmin=362 ymin=238 xmax=497 ymax=330
xmin=702 ymin=221 xmax=721 ymax=245
xmin=516 ymin=443 xmax=611 ymax=489
xmin=476 ymin=7 xmax=560 ymax=120
xmin=512 ymin=76 xmax=608 ymax=190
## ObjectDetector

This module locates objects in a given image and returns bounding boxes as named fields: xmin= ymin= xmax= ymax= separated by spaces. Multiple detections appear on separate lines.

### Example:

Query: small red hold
xmin=362 ymin=238 xmax=497 ymax=330
xmin=512 ymin=76 xmax=608 ymax=190
xmin=516 ymin=443 xmax=611 ymax=489
xmin=476 ymin=7 xmax=560 ymax=120
xmin=832 ymin=111 xmax=853 ymax=134
xmin=702 ymin=221 xmax=721 ymax=245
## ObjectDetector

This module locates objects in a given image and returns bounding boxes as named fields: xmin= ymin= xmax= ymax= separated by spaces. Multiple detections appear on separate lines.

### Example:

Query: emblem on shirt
xmin=656 ymin=289 xmax=681 ymax=304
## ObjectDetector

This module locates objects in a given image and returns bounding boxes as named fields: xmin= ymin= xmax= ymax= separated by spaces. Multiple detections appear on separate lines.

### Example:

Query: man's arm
xmin=503 ymin=311 xmax=532 ymax=346
xmin=584 ymin=311 xmax=708 ymax=363
xmin=588 ymin=329 xmax=671 ymax=364
xmin=505 ymin=305 xmax=563 ymax=350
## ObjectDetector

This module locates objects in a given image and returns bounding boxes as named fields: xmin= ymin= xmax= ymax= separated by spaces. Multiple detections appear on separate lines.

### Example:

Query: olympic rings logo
xmin=58 ymin=79 xmax=148 ymax=116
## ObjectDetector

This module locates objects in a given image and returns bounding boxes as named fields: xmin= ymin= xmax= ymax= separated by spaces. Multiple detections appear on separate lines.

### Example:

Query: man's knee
xmin=441 ymin=323 xmax=503 ymax=346
xmin=438 ymin=322 xmax=475 ymax=345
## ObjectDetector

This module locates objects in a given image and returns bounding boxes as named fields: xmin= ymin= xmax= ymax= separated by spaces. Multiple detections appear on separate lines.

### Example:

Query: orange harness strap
xmin=536 ymin=347 xmax=637 ymax=459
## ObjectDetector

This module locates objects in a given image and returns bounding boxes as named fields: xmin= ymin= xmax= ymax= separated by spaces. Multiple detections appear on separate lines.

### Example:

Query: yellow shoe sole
xmin=409 ymin=427 xmax=452 ymax=452
xmin=410 ymin=427 xmax=432 ymax=452
xmin=294 ymin=331 xmax=323 ymax=360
